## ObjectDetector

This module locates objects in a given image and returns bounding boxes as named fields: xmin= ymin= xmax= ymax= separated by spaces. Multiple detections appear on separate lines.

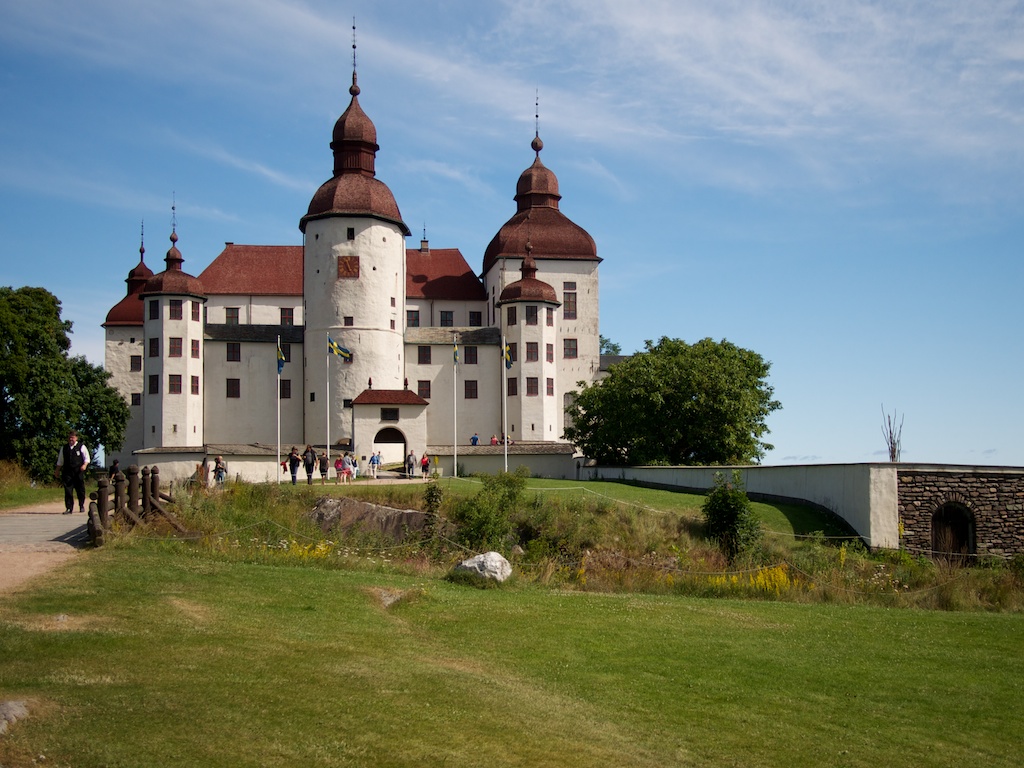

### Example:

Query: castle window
xmin=169 ymin=300 xmax=183 ymax=320
xmin=546 ymin=307 xmax=554 ymax=326
xmin=469 ymin=311 xmax=482 ymax=327
xmin=169 ymin=337 xmax=182 ymax=358
xmin=418 ymin=346 xmax=431 ymax=365
xmin=440 ymin=310 xmax=454 ymax=327
xmin=343 ymin=399 xmax=353 ymax=409
xmin=390 ymin=319 xmax=395 ymax=330
xmin=563 ymin=338 xmax=577 ymax=359
xmin=280 ymin=343 xmax=291 ymax=363
xmin=507 ymin=306 xmax=517 ymax=326
xmin=391 ymin=297 xmax=396 ymax=307
xmin=507 ymin=377 xmax=517 ymax=396
xmin=547 ymin=377 xmax=554 ymax=396
xmin=526 ymin=342 xmax=538 ymax=362
xmin=148 ymin=375 xmax=158 ymax=395
xmin=563 ymin=283 xmax=577 ymax=320
xmin=168 ymin=374 xmax=182 ymax=394
xmin=344 ymin=316 xmax=354 ymax=327
xmin=417 ymin=380 xmax=431 ymax=399
xmin=225 ymin=307 xmax=239 ymax=325
xmin=526 ymin=306 xmax=538 ymax=326
xmin=131 ymin=392 xmax=142 ymax=406
xmin=464 ymin=380 xmax=478 ymax=399
xmin=407 ymin=310 xmax=420 ymax=328
xmin=347 ymin=227 xmax=355 ymax=241
xmin=226 ymin=378 xmax=241 ymax=398
xmin=381 ymin=408 xmax=399 ymax=422
xmin=226 ymin=343 xmax=241 ymax=362
xmin=546 ymin=343 xmax=554 ymax=363
xmin=149 ymin=338 xmax=160 ymax=358
xmin=149 ymin=300 xmax=159 ymax=321
xmin=507 ymin=343 xmax=517 ymax=363
xmin=191 ymin=340 xmax=200 ymax=358
xmin=130 ymin=355 xmax=142 ymax=372
xmin=465 ymin=345 xmax=478 ymax=365
xmin=192 ymin=301 xmax=201 ymax=321
xmin=526 ymin=377 xmax=538 ymax=396
xmin=280 ymin=379 xmax=291 ymax=399
xmin=191 ymin=376 xmax=200 ymax=395
xmin=281 ymin=308 xmax=294 ymax=326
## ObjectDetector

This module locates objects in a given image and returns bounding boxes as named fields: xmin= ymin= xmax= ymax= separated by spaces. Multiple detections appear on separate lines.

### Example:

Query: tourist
xmin=470 ymin=433 xmax=479 ymax=446
xmin=421 ymin=452 xmax=430 ymax=479
xmin=55 ymin=429 xmax=89 ymax=514
xmin=302 ymin=445 xmax=316 ymax=485
xmin=369 ymin=451 xmax=381 ymax=478
xmin=318 ymin=451 xmax=329 ymax=485
xmin=286 ymin=447 xmax=301 ymax=485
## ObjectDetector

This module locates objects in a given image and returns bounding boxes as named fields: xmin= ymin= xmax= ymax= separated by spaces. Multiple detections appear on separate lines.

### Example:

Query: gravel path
xmin=0 ymin=501 xmax=86 ymax=595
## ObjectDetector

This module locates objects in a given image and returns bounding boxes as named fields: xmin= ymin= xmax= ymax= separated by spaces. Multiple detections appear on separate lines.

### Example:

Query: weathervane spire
xmin=139 ymin=220 xmax=145 ymax=260
xmin=350 ymin=18 xmax=360 ymax=96
xmin=532 ymin=89 xmax=543 ymax=155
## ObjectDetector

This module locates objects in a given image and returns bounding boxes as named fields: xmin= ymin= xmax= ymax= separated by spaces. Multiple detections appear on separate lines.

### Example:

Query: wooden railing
xmin=88 ymin=465 xmax=188 ymax=546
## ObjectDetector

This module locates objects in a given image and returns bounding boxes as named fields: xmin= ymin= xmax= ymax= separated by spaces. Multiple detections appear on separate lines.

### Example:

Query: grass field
xmin=1 ymin=538 xmax=1022 ymax=767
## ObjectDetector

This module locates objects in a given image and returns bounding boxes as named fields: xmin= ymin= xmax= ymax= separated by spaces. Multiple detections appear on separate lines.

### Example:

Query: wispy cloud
xmin=161 ymin=130 xmax=313 ymax=192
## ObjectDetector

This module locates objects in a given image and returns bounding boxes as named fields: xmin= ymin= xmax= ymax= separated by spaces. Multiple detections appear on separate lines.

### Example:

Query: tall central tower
xmin=299 ymin=64 xmax=410 ymax=448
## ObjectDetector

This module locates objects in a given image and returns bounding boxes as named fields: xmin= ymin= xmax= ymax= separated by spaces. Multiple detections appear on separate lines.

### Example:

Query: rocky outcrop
xmin=308 ymin=497 xmax=429 ymax=542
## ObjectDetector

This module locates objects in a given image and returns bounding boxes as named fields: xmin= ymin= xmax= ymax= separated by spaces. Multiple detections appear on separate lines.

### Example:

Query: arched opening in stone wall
xmin=372 ymin=427 xmax=407 ymax=468
xmin=932 ymin=503 xmax=976 ymax=561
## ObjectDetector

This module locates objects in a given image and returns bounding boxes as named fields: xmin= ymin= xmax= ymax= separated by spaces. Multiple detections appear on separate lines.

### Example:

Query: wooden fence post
xmin=96 ymin=474 xmax=110 ymax=532
xmin=141 ymin=466 xmax=151 ymax=517
xmin=126 ymin=465 xmax=141 ymax=519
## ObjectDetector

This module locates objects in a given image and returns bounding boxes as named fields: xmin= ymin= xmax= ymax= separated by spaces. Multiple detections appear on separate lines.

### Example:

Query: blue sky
xmin=1 ymin=0 xmax=1022 ymax=466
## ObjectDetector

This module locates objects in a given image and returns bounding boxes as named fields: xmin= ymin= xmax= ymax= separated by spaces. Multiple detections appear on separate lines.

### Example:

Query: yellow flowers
xmin=708 ymin=564 xmax=793 ymax=596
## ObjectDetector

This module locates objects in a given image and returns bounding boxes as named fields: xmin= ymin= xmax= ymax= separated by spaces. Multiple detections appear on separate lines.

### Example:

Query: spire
xmin=165 ymin=198 xmax=184 ymax=272
xmin=139 ymin=220 xmax=146 ymax=262
xmin=329 ymin=19 xmax=377 ymax=177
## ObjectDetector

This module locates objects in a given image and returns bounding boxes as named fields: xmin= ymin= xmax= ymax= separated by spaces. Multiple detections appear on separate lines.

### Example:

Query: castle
xmin=103 ymin=64 xmax=604 ymax=480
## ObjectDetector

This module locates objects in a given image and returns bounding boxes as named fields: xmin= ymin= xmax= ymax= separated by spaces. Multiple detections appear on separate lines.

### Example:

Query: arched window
xmin=932 ymin=503 xmax=976 ymax=561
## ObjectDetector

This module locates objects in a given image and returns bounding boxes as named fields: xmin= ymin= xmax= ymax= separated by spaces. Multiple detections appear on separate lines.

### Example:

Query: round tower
xmin=299 ymin=65 xmax=410 ymax=448
xmin=139 ymin=227 xmax=206 ymax=449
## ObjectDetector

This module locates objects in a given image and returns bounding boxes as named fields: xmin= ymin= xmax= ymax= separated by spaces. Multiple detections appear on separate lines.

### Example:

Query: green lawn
xmin=1 ymin=542 xmax=1021 ymax=767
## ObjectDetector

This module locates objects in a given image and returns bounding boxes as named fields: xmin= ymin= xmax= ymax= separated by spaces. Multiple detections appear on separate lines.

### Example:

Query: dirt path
xmin=0 ymin=501 xmax=84 ymax=595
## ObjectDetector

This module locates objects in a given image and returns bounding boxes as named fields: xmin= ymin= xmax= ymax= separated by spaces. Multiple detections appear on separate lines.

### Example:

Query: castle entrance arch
xmin=372 ymin=427 xmax=407 ymax=468
xmin=932 ymin=503 xmax=975 ymax=561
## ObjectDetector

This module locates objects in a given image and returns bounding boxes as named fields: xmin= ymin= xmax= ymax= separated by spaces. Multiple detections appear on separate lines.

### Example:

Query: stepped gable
xmin=407 ymin=243 xmax=486 ymax=302
xmin=300 ymin=69 xmax=410 ymax=235
xmin=482 ymin=132 xmax=598 ymax=275
xmin=497 ymin=250 xmax=559 ymax=305
xmin=104 ymin=238 xmax=154 ymax=327
xmin=198 ymin=244 xmax=303 ymax=295
xmin=140 ymin=229 xmax=204 ymax=299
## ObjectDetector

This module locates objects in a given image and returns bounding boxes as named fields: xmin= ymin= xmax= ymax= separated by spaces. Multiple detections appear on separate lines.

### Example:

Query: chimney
xmin=420 ymin=239 xmax=429 ymax=253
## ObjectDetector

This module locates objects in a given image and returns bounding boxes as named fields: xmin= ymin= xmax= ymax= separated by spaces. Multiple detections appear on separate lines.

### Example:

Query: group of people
xmin=283 ymin=446 xmax=384 ymax=485
xmin=467 ymin=432 xmax=513 ymax=446
xmin=405 ymin=450 xmax=432 ymax=479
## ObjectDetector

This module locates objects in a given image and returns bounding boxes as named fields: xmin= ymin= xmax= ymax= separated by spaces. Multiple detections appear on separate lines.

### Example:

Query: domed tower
xmin=138 ymin=226 xmax=206 ymax=449
xmin=484 ymin=132 xmax=602 ymax=441
xmin=496 ymin=247 xmax=562 ymax=442
xmin=299 ymin=63 xmax=410 ymax=448
xmin=103 ymin=229 xmax=155 ymax=461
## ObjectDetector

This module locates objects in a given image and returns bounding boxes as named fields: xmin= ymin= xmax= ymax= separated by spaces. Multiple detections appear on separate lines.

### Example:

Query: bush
xmin=702 ymin=470 xmax=761 ymax=563
xmin=449 ymin=468 xmax=528 ymax=552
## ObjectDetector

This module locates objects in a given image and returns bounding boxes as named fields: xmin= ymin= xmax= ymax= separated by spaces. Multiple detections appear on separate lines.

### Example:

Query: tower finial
xmin=531 ymin=89 xmax=543 ymax=155
xmin=139 ymin=219 xmax=145 ymax=260
xmin=350 ymin=18 xmax=360 ymax=96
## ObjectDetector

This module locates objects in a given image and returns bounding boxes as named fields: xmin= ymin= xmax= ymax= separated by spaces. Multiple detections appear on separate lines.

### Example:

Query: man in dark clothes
xmin=55 ymin=429 xmax=90 ymax=514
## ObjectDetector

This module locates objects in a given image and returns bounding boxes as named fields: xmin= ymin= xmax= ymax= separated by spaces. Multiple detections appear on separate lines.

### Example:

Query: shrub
xmin=449 ymin=468 xmax=528 ymax=552
xmin=702 ymin=470 xmax=762 ymax=563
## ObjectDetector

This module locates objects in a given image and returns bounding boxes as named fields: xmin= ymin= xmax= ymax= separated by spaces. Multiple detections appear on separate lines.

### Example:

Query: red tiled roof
xmin=104 ymin=293 xmax=144 ymax=327
xmin=406 ymin=247 xmax=486 ymax=301
xmin=352 ymin=389 xmax=429 ymax=406
xmin=498 ymin=254 xmax=559 ymax=305
xmin=198 ymin=245 xmax=303 ymax=296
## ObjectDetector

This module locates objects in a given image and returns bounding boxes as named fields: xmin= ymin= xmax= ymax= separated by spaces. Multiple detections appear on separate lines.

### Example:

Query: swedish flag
xmin=328 ymin=336 xmax=352 ymax=360
xmin=277 ymin=342 xmax=286 ymax=374
xmin=453 ymin=343 xmax=459 ymax=365
xmin=503 ymin=344 xmax=512 ymax=370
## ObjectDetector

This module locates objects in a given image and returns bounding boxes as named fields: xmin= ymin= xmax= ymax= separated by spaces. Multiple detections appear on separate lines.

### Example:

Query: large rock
xmin=454 ymin=551 xmax=512 ymax=582
xmin=309 ymin=497 xmax=429 ymax=543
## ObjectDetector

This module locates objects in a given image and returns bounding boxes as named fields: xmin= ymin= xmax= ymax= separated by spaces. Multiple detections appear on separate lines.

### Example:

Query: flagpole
xmin=502 ymin=334 xmax=508 ymax=473
xmin=276 ymin=334 xmax=281 ymax=484
xmin=325 ymin=331 xmax=330 ymax=474
xmin=453 ymin=333 xmax=458 ymax=479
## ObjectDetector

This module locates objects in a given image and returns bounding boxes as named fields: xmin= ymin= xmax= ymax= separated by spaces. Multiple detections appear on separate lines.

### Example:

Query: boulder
xmin=309 ymin=497 xmax=428 ymax=543
xmin=454 ymin=551 xmax=512 ymax=582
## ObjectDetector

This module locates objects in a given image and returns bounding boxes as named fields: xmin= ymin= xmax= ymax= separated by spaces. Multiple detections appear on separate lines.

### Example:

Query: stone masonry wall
xmin=897 ymin=469 xmax=1024 ymax=558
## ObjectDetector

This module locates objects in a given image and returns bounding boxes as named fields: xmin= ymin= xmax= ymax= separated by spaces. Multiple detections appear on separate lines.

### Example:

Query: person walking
xmin=368 ymin=451 xmax=381 ymax=479
xmin=340 ymin=452 xmax=354 ymax=484
xmin=286 ymin=447 xmax=301 ymax=485
xmin=318 ymin=451 xmax=329 ymax=485
xmin=406 ymin=450 xmax=416 ymax=479
xmin=55 ymin=429 xmax=90 ymax=514
xmin=420 ymin=452 xmax=430 ymax=479
xmin=214 ymin=456 xmax=227 ymax=486
xmin=302 ymin=445 xmax=317 ymax=485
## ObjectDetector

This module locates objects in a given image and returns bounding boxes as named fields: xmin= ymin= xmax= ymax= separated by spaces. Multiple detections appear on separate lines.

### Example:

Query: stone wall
xmin=897 ymin=468 xmax=1024 ymax=558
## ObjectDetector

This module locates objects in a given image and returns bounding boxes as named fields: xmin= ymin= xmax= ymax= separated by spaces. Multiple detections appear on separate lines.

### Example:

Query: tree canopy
xmin=563 ymin=336 xmax=781 ymax=466
xmin=0 ymin=286 xmax=129 ymax=479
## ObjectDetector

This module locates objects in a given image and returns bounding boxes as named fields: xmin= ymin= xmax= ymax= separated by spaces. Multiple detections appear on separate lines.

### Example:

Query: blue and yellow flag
xmin=277 ymin=342 xmax=286 ymax=374
xmin=503 ymin=344 xmax=513 ymax=370
xmin=453 ymin=343 xmax=459 ymax=365
xmin=328 ymin=336 xmax=352 ymax=360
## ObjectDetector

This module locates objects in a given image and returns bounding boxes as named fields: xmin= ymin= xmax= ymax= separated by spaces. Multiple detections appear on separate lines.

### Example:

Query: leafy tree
xmin=702 ymin=470 xmax=762 ymax=563
xmin=0 ymin=286 xmax=129 ymax=480
xmin=564 ymin=336 xmax=781 ymax=466
xmin=599 ymin=335 xmax=622 ymax=355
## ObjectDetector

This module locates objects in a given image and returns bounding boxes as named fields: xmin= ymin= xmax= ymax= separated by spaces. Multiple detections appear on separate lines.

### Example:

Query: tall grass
xmin=0 ymin=459 xmax=63 ymax=510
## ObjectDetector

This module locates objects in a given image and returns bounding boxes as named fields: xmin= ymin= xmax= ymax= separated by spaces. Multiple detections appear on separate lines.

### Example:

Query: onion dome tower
xmin=299 ymin=37 xmax=410 ymax=448
xmin=497 ymin=246 xmax=562 ymax=442
xmin=139 ymin=220 xmax=206 ymax=449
